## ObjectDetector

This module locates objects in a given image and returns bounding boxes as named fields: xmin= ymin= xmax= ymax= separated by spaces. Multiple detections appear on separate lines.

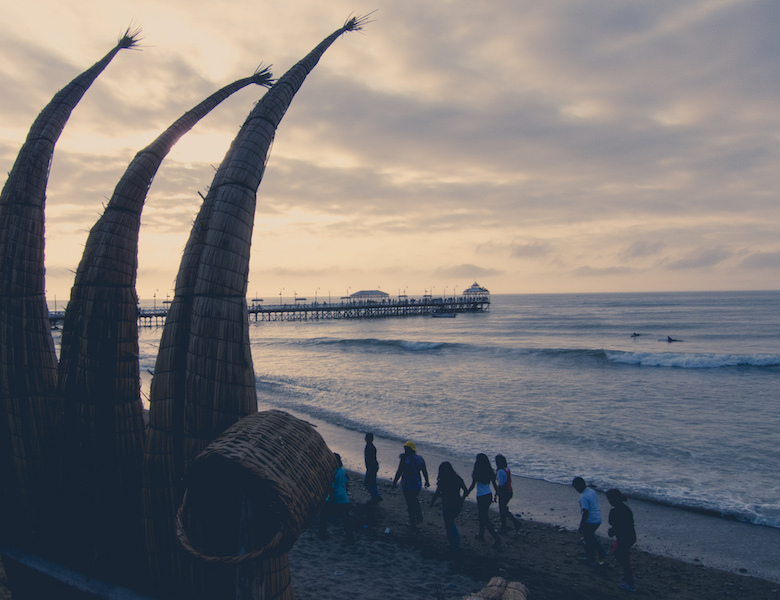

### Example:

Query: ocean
xmin=59 ymin=290 xmax=780 ymax=529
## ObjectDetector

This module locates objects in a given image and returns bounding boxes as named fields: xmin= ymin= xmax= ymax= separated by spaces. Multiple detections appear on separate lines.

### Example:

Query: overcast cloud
xmin=1 ymin=0 xmax=778 ymax=298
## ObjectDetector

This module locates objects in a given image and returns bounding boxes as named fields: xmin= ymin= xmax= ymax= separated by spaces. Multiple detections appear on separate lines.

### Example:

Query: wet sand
xmin=2 ymin=469 xmax=779 ymax=600
xmin=310 ymin=412 xmax=780 ymax=579
xmin=289 ymin=412 xmax=780 ymax=589
xmin=288 ymin=470 xmax=780 ymax=600
xmin=3 ymin=409 xmax=779 ymax=599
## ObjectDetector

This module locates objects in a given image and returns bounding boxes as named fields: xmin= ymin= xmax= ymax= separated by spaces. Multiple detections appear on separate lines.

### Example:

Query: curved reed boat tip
xmin=118 ymin=25 xmax=143 ymax=49
xmin=252 ymin=64 xmax=275 ymax=88
xmin=344 ymin=11 xmax=375 ymax=32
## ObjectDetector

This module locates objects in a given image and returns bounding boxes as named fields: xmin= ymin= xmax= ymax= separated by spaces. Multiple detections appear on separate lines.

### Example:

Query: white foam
xmin=605 ymin=350 xmax=780 ymax=368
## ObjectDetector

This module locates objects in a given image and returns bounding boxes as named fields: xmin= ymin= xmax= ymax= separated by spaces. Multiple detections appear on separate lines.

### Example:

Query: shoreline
xmin=265 ymin=402 xmax=780 ymax=584
xmin=2 ymin=470 xmax=778 ymax=600
xmin=3 ymin=412 xmax=780 ymax=600
xmin=286 ymin=469 xmax=780 ymax=599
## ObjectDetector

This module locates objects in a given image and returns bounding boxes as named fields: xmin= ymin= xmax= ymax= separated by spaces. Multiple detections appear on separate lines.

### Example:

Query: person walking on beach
xmin=429 ymin=461 xmax=469 ymax=552
xmin=363 ymin=432 xmax=382 ymax=503
xmin=607 ymin=488 xmax=637 ymax=591
xmin=466 ymin=453 xmax=501 ymax=548
xmin=572 ymin=477 xmax=606 ymax=565
xmin=319 ymin=453 xmax=354 ymax=544
xmin=495 ymin=454 xmax=521 ymax=534
xmin=392 ymin=441 xmax=430 ymax=529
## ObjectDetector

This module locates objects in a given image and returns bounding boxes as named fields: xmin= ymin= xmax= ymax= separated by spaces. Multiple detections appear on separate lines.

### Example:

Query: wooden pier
xmin=246 ymin=296 xmax=489 ymax=322
xmin=49 ymin=296 xmax=490 ymax=328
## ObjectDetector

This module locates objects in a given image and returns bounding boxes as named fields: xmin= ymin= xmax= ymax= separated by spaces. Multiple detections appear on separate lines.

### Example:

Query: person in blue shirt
xmin=319 ymin=453 xmax=353 ymax=543
xmin=392 ymin=441 xmax=430 ymax=529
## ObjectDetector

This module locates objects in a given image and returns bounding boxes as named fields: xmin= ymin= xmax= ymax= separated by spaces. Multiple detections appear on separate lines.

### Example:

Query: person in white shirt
xmin=494 ymin=454 xmax=521 ymax=534
xmin=572 ymin=476 xmax=607 ymax=565
xmin=466 ymin=453 xmax=501 ymax=549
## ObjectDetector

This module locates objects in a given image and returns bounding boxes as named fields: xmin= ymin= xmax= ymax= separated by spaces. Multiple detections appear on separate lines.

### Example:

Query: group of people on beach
xmin=426 ymin=452 xmax=522 ymax=552
xmin=320 ymin=434 xmax=637 ymax=592
xmin=386 ymin=440 xmax=522 ymax=552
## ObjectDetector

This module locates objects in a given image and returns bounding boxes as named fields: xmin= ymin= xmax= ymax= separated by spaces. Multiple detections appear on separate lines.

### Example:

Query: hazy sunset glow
xmin=1 ymin=0 xmax=778 ymax=300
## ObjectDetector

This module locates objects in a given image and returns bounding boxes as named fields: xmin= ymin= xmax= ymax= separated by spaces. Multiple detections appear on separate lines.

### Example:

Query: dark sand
xmin=2 ymin=470 xmax=779 ymax=599
xmin=283 ymin=413 xmax=780 ymax=599
xmin=301 ymin=412 xmax=780 ymax=579
xmin=288 ymin=472 xmax=780 ymax=600
xmin=3 ymin=409 xmax=779 ymax=599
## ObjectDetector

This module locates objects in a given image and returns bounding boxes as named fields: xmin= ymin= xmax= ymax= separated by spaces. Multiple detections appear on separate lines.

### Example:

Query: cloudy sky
xmin=1 ymin=1 xmax=778 ymax=300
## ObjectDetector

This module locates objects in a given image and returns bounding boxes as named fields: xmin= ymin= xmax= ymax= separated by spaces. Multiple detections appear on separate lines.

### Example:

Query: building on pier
xmin=463 ymin=281 xmax=490 ymax=298
xmin=49 ymin=283 xmax=490 ymax=327
xmin=347 ymin=289 xmax=389 ymax=301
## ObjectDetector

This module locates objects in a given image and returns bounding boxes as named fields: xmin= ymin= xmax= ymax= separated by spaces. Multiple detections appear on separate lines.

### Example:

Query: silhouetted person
xmin=607 ymin=488 xmax=637 ymax=591
xmin=392 ymin=441 xmax=429 ymax=528
xmin=363 ymin=432 xmax=382 ymax=503
xmin=430 ymin=461 xmax=468 ymax=552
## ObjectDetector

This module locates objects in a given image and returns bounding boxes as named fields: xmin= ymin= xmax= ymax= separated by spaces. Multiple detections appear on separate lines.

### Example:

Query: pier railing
xmin=49 ymin=296 xmax=490 ymax=328
xmin=246 ymin=296 xmax=489 ymax=322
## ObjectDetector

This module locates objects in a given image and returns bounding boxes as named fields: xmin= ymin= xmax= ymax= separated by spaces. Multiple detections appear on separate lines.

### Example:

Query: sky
xmin=1 ymin=0 xmax=779 ymax=300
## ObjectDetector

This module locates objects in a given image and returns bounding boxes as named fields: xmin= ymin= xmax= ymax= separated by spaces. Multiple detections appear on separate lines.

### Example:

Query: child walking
xmin=494 ymin=454 xmax=521 ymax=534
xmin=607 ymin=488 xmax=637 ymax=592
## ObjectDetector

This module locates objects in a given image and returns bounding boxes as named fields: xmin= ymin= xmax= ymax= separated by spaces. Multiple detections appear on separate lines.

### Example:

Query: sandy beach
xmin=287 ymin=470 xmax=780 ymax=600
xmin=3 ymin=417 xmax=780 ymax=599
xmin=285 ymin=415 xmax=780 ymax=599
xmin=304 ymin=413 xmax=780 ymax=570
xmin=2 ymin=471 xmax=779 ymax=600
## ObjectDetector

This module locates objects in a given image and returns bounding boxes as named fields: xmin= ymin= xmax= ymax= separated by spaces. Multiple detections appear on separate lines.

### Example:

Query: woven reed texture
xmin=177 ymin=410 xmax=336 ymax=562
xmin=463 ymin=577 xmax=530 ymax=600
xmin=142 ymin=294 xmax=258 ymax=589
xmin=142 ymin=22 xmax=360 ymax=596
xmin=55 ymin=75 xmax=269 ymax=583
xmin=0 ymin=296 xmax=58 ymax=546
xmin=0 ymin=36 xmax=135 ymax=549
xmin=176 ymin=410 xmax=335 ymax=600
xmin=262 ymin=554 xmax=294 ymax=600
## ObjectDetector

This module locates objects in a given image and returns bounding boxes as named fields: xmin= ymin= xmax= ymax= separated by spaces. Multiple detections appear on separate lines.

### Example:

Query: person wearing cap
xmin=392 ymin=441 xmax=430 ymax=528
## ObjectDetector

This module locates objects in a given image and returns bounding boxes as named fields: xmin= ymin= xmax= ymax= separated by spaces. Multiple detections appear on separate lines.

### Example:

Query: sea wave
xmin=613 ymin=488 xmax=780 ymax=528
xmin=255 ymin=378 xmax=406 ymax=443
xmin=259 ymin=376 xmax=780 ymax=528
xmin=291 ymin=336 xmax=460 ymax=353
xmin=604 ymin=350 xmax=780 ymax=368
xmin=263 ymin=335 xmax=780 ymax=370
xmin=289 ymin=337 xmax=609 ymax=359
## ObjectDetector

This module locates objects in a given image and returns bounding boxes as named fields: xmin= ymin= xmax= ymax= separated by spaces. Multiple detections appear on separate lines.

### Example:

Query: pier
xmin=48 ymin=296 xmax=490 ymax=328
xmin=48 ymin=283 xmax=492 ymax=327
xmin=246 ymin=296 xmax=489 ymax=322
